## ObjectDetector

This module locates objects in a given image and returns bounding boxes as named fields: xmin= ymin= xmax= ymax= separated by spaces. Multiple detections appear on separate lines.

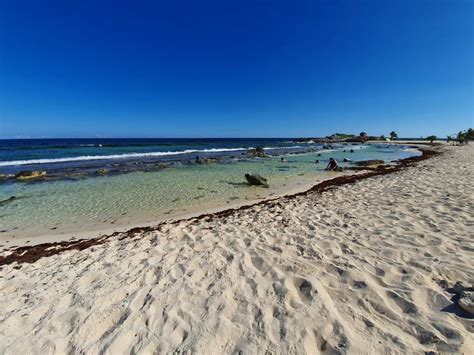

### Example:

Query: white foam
xmin=0 ymin=146 xmax=305 ymax=167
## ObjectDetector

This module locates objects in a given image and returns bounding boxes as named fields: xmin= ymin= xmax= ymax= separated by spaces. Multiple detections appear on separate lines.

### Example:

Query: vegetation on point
xmin=447 ymin=128 xmax=472 ymax=145
xmin=425 ymin=135 xmax=437 ymax=145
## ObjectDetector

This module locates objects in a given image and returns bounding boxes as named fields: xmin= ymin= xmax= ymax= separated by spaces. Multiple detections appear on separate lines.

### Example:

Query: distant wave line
xmin=0 ymin=146 xmax=305 ymax=167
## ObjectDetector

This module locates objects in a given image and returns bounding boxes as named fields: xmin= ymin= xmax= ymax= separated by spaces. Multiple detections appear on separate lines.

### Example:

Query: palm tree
xmin=390 ymin=131 xmax=398 ymax=140
xmin=425 ymin=135 xmax=437 ymax=145
xmin=466 ymin=128 xmax=474 ymax=141
xmin=457 ymin=131 xmax=466 ymax=145
xmin=359 ymin=132 xmax=368 ymax=143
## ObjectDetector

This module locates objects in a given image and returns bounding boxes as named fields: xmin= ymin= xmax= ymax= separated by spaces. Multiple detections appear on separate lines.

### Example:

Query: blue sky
xmin=0 ymin=0 xmax=472 ymax=138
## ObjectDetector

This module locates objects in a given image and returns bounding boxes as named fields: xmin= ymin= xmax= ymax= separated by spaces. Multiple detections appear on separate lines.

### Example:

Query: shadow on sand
xmin=440 ymin=290 xmax=474 ymax=319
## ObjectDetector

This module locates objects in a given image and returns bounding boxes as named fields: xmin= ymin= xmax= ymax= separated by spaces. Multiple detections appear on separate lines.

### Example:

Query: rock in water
xmin=354 ymin=159 xmax=385 ymax=167
xmin=15 ymin=171 xmax=47 ymax=181
xmin=248 ymin=146 xmax=267 ymax=158
xmin=195 ymin=157 xmax=219 ymax=164
xmin=245 ymin=174 xmax=268 ymax=187
xmin=458 ymin=291 xmax=474 ymax=314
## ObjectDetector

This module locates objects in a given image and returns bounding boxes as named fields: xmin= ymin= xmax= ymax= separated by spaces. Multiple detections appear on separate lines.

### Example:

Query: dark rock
xmin=195 ymin=156 xmax=219 ymax=164
xmin=65 ymin=172 xmax=86 ymax=177
xmin=248 ymin=146 xmax=267 ymax=158
xmin=96 ymin=169 xmax=109 ymax=175
xmin=354 ymin=159 xmax=385 ymax=167
xmin=245 ymin=174 xmax=268 ymax=187
xmin=343 ymin=158 xmax=351 ymax=162
xmin=15 ymin=171 xmax=47 ymax=180
xmin=458 ymin=290 xmax=474 ymax=314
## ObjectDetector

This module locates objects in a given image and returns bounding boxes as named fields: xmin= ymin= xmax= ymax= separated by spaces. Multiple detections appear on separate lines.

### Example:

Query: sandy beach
xmin=0 ymin=143 xmax=473 ymax=354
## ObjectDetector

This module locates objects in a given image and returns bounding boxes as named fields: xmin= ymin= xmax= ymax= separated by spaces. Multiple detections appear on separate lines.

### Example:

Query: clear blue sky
xmin=0 ymin=0 xmax=473 ymax=138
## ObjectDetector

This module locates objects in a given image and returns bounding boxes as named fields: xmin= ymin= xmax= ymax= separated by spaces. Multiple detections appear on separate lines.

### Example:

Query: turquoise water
xmin=0 ymin=144 xmax=419 ymax=239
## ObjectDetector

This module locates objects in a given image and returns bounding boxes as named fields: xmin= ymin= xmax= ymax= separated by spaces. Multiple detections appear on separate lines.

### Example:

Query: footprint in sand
xmin=250 ymin=255 xmax=270 ymax=273
xmin=293 ymin=278 xmax=315 ymax=304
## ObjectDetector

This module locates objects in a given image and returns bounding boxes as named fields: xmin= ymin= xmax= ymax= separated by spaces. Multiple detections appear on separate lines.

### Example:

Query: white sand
xmin=0 ymin=144 xmax=473 ymax=354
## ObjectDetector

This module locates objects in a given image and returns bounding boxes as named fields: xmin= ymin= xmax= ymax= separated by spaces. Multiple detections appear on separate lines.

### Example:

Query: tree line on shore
xmin=448 ymin=128 xmax=473 ymax=145
xmin=423 ymin=128 xmax=473 ymax=145
xmin=356 ymin=128 xmax=473 ymax=145
xmin=296 ymin=128 xmax=473 ymax=145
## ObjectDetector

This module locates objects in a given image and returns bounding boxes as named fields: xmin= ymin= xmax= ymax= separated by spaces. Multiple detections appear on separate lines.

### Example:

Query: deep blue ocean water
xmin=0 ymin=138 xmax=308 ymax=174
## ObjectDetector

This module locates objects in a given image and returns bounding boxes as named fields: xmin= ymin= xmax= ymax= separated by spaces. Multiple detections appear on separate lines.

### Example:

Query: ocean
xmin=0 ymin=138 xmax=420 ymax=240
xmin=0 ymin=138 xmax=307 ymax=173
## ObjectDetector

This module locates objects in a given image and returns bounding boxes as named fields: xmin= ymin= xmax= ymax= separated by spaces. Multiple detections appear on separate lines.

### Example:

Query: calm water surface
xmin=0 ymin=139 xmax=420 ymax=239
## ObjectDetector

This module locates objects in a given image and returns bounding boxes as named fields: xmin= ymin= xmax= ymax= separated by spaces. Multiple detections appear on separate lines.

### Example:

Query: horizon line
xmin=0 ymin=135 xmax=439 ymax=140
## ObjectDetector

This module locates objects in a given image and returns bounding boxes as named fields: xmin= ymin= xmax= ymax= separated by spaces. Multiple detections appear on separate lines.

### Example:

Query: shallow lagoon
xmin=0 ymin=144 xmax=419 ymax=240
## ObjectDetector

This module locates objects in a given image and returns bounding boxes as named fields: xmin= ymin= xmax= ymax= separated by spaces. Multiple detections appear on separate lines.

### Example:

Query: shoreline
xmin=0 ymin=142 xmax=418 ymax=247
xmin=0 ymin=170 xmax=352 ymax=246
xmin=0 ymin=145 xmax=438 ymax=266
xmin=1 ymin=143 xmax=472 ymax=354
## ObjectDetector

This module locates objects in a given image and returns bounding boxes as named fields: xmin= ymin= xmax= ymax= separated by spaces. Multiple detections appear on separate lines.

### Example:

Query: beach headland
xmin=0 ymin=143 xmax=473 ymax=354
